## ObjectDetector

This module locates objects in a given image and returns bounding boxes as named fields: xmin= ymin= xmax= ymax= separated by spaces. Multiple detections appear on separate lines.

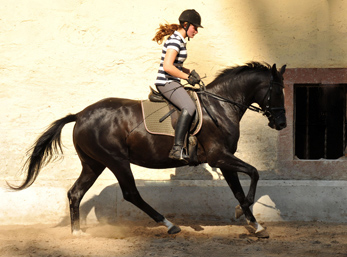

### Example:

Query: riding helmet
xmin=178 ymin=9 xmax=203 ymax=28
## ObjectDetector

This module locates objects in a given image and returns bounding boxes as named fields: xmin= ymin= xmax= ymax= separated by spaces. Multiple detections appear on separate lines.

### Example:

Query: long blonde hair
xmin=152 ymin=23 xmax=182 ymax=44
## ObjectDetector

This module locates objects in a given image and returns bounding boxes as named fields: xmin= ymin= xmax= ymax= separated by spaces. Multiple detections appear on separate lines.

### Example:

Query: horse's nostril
xmin=279 ymin=122 xmax=287 ymax=129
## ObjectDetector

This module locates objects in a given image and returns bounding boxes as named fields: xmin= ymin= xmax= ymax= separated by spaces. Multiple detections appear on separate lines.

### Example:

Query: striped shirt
xmin=155 ymin=31 xmax=187 ymax=86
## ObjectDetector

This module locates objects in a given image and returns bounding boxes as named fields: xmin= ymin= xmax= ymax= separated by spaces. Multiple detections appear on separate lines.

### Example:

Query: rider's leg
xmin=157 ymin=81 xmax=196 ymax=161
xmin=169 ymin=108 xmax=193 ymax=160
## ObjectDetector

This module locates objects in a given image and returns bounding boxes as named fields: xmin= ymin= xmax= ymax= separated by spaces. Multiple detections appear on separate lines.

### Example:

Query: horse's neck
xmin=209 ymin=79 xmax=260 ymax=120
xmin=212 ymin=80 xmax=256 ymax=104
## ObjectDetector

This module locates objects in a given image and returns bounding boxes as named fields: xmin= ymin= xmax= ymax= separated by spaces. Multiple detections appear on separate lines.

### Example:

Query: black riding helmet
xmin=179 ymin=9 xmax=203 ymax=28
xmin=178 ymin=9 xmax=203 ymax=40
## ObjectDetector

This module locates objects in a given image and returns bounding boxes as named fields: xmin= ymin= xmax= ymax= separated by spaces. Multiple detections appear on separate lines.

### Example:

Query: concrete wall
xmin=2 ymin=180 xmax=347 ymax=225
xmin=1 ymin=0 xmax=347 ymax=225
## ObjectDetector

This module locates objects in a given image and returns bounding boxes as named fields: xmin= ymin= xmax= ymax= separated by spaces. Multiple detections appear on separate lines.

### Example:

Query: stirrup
xmin=169 ymin=145 xmax=189 ymax=162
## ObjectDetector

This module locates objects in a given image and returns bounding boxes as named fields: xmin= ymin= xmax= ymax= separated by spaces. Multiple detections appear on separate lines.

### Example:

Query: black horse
xmin=10 ymin=62 xmax=286 ymax=237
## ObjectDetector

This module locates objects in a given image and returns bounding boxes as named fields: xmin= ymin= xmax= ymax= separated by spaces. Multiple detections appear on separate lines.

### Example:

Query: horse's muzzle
xmin=268 ymin=111 xmax=287 ymax=130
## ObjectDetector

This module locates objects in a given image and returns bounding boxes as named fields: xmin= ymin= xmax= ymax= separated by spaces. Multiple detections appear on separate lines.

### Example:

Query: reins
xmin=188 ymin=76 xmax=284 ymax=126
xmin=190 ymin=79 xmax=264 ymax=121
xmin=196 ymin=90 xmax=263 ymax=114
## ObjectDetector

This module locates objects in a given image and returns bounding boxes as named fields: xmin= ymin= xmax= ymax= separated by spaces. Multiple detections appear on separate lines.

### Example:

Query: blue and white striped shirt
xmin=155 ymin=31 xmax=187 ymax=86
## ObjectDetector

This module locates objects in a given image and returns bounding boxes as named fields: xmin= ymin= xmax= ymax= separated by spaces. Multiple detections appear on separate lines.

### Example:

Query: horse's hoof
xmin=168 ymin=225 xmax=181 ymax=234
xmin=72 ymin=230 xmax=88 ymax=237
xmin=255 ymin=229 xmax=270 ymax=238
xmin=235 ymin=205 xmax=244 ymax=219
xmin=247 ymin=221 xmax=269 ymax=238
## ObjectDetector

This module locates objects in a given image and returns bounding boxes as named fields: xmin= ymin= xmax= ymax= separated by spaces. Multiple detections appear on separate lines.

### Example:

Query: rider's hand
xmin=187 ymin=70 xmax=201 ymax=86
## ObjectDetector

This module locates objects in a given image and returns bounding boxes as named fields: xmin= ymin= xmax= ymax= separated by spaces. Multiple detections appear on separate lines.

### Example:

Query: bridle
xmin=194 ymin=75 xmax=285 ymax=124
xmin=261 ymin=76 xmax=286 ymax=121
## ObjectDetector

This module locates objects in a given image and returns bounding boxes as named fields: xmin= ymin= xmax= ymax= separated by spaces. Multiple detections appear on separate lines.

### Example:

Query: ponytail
xmin=152 ymin=23 xmax=182 ymax=44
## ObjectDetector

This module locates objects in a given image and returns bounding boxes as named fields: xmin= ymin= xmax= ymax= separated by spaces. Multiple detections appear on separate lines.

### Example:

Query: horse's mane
xmin=209 ymin=62 xmax=271 ymax=86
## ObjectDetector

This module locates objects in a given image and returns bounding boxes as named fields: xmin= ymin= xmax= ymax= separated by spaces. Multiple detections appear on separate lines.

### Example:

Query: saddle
xmin=142 ymin=87 xmax=203 ymax=136
xmin=141 ymin=87 xmax=203 ymax=165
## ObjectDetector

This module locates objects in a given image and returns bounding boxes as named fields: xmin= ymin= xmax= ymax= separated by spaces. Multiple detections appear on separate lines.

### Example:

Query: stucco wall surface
xmin=1 ymin=0 xmax=347 ymax=189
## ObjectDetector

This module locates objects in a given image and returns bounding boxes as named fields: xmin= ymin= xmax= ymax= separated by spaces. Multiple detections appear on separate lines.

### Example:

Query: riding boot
xmin=169 ymin=109 xmax=193 ymax=161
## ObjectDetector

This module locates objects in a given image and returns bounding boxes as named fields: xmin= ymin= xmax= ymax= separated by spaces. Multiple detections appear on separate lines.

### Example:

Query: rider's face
xmin=186 ymin=24 xmax=198 ymax=39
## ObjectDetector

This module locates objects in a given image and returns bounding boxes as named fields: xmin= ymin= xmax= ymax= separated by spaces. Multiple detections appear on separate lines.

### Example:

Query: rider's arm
xmin=163 ymin=49 xmax=189 ymax=80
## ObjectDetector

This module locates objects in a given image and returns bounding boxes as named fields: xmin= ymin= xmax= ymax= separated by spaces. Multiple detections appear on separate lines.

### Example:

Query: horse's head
xmin=259 ymin=64 xmax=287 ymax=130
xmin=205 ymin=62 xmax=287 ymax=130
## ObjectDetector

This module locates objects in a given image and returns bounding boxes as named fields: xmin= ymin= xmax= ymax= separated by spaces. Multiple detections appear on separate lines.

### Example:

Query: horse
xmin=9 ymin=62 xmax=286 ymax=237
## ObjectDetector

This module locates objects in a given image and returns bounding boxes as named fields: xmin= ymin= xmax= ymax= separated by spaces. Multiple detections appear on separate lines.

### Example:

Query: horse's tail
xmin=8 ymin=114 xmax=77 ymax=190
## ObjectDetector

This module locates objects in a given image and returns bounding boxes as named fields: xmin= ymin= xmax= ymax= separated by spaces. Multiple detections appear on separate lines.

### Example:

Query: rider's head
xmin=178 ymin=9 xmax=203 ymax=40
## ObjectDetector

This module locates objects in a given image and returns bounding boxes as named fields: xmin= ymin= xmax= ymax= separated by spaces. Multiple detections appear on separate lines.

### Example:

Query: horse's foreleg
xmin=217 ymin=156 xmax=259 ymax=219
xmin=222 ymin=171 xmax=256 ymax=221
xmin=222 ymin=170 xmax=267 ymax=236
xmin=217 ymin=153 xmax=269 ymax=237
xmin=108 ymin=161 xmax=181 ymax=234
xmin=67 ymin=162 xmax=104 ymax=235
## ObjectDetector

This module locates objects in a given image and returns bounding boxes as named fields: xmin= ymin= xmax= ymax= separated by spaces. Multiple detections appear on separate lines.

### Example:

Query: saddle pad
xmin=141 ymin=91 xmax=203 ymax=137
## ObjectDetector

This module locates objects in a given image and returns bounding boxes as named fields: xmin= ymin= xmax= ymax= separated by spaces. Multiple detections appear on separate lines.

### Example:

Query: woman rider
xmin=153 ymin=9 xmax=203 ymax=162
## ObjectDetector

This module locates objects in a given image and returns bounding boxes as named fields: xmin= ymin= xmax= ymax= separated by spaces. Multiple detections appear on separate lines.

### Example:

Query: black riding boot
xmin=169 ymin=109 xmax=193 ymax=161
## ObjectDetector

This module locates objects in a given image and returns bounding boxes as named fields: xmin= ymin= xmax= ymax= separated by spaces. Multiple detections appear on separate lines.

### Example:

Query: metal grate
xmin=294 ymin=84 xmax=346 ymax=159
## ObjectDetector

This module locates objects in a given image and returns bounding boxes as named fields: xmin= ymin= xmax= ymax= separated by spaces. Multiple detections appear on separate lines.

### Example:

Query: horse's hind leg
xmin=108 ymin=160 xmax=181 ymax=234
xmin=67 ymin=161 xmax=105 ymax=235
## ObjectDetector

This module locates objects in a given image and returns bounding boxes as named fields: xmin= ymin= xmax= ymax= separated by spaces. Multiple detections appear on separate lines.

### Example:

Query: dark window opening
xmin=294 ymin=84 xmax=346 ymax=159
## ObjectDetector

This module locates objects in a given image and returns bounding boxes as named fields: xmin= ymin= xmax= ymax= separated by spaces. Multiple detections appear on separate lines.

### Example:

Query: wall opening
xmin=277 ymin=68 xmax=347 ymax=180
xmin=294 ymin=84 xmax=346 ymax=159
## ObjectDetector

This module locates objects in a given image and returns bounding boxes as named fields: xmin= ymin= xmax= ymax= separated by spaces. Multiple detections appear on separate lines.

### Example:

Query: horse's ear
xmin=280 ymin=64 xmax=286 ymax=75
xmin=271 ymin=63 xmax=277 ymax=73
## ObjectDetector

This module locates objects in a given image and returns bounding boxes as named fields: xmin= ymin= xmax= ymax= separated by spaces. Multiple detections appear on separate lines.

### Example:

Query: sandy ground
xmin=0 ymin=220 xmax=346 ymax=257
